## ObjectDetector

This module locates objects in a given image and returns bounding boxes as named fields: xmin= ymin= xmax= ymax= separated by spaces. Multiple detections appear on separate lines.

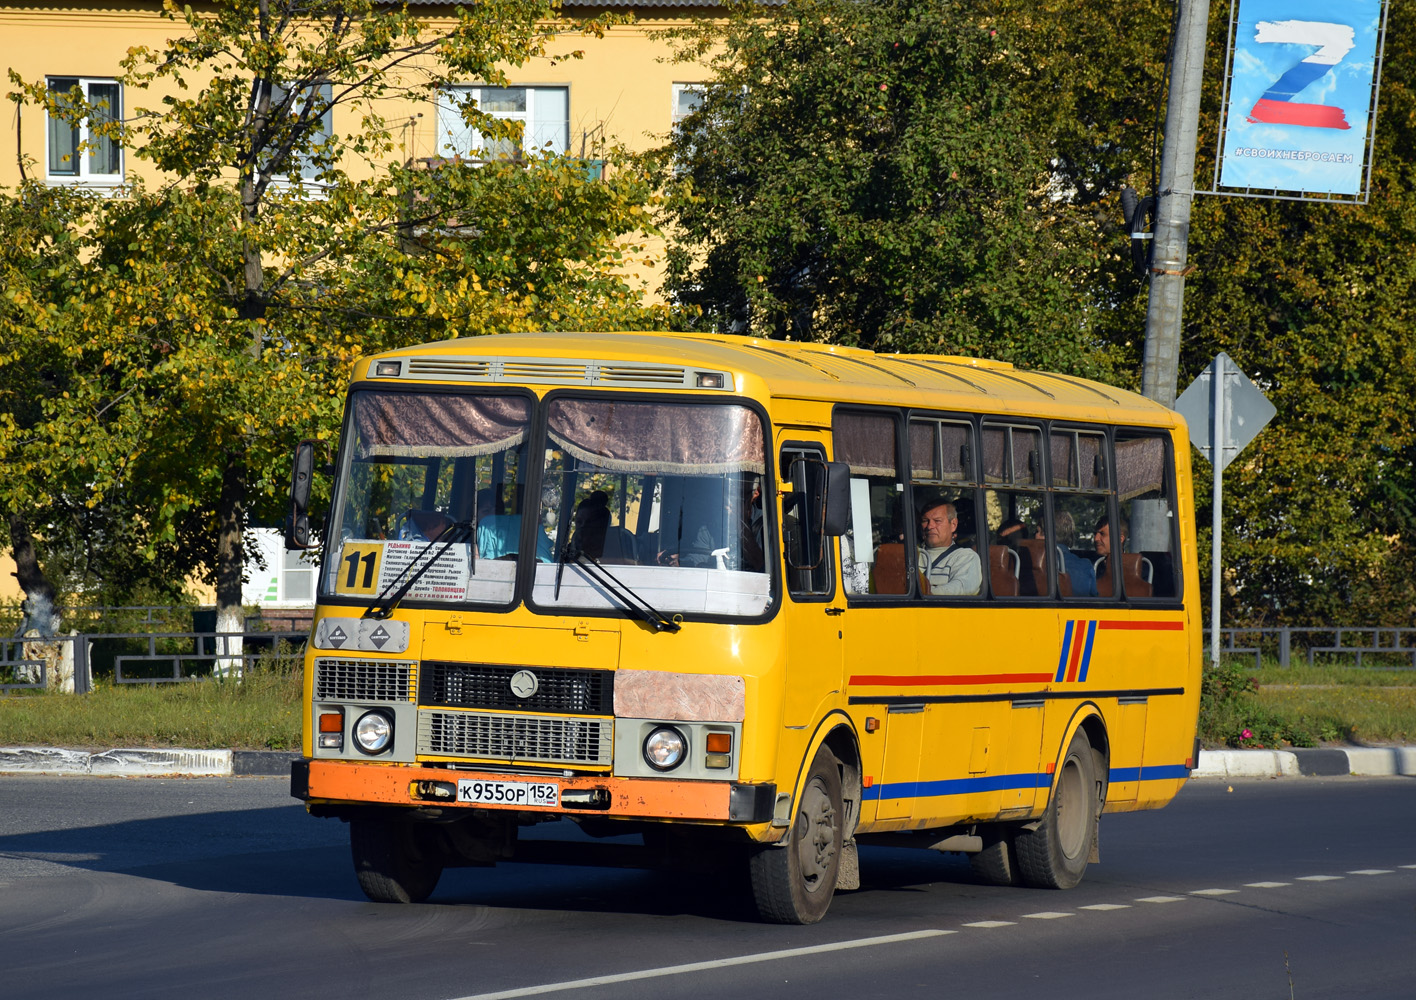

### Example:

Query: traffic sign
xmin=1174 ymin=352 xmax=1275 ymax=470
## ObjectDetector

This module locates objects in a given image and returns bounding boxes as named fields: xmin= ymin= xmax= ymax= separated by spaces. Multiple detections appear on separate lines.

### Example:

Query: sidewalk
xmin=0 ymin=746 xmax=1413 ymax=779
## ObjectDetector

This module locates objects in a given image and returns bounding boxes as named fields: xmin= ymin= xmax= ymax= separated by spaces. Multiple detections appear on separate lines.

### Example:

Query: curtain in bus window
xmin=1050 ymin=432 xmax=1105 ymax=489
xmin=1115 ymin=436 xmax=1166 ymax=500
xmin=982 ymin=425 xmax=1042 ymax=485
xmin=546 ymin=400 xmax=764 ymax=475
xmin=835 ymin=411 xmax=895 ymax=477
xmin=352 ymin=392 xmax=529 ymax=459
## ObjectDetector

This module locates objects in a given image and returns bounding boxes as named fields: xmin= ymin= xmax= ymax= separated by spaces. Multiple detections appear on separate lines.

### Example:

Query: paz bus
xmin=286 ymin=331 xmax=1201 ymax=924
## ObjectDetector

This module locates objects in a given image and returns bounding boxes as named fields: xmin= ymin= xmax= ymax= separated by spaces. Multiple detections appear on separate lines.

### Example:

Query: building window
xmin=672 ymin=83 xmax=705 ymax=128
xmin=268 ymin=82 xmax=333 ymax=183
xmin=46 ymin=77 xmax=122 ymax=184
xmin=437 ymin=86 xmax=569 ymax=160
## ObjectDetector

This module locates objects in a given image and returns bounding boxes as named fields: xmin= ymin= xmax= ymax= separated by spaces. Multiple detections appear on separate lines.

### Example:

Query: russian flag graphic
xmin=1246 ymin=20 xmax=1355 ymax=130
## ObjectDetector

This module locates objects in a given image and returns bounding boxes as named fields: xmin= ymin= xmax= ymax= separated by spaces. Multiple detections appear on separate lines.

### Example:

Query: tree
xmin=2 ymin=0 xmax=667 ymax=652
xmin=652 ymin=0 xmax=1108 ymax=375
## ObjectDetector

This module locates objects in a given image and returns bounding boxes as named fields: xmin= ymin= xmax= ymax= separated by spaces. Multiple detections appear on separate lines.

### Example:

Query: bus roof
xmin=363 ymin=331 xmax=1181 ymax=428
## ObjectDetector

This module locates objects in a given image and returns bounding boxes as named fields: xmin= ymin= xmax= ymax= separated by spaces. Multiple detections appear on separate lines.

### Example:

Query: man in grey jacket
xmin=916 ymin=499 xmax=982 ymax=596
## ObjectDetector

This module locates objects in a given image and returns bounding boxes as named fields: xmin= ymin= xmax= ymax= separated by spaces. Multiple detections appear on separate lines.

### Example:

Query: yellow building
xmin=0 ymin=0 xmax=716 ymax=191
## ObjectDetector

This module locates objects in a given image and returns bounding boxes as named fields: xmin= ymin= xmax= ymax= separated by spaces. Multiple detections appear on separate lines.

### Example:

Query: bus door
xmin=778 ymin=438 xmax=845 ymax=731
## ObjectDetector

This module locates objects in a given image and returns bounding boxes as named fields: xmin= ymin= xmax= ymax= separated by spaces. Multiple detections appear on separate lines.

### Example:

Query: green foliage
xmin=1199 ymin=658 xmax=1317 ymax=749
xmin=652 ymin=0 xmax=1107 ymax=373
xmin=1 ymin=0 xmax=668 ymax=610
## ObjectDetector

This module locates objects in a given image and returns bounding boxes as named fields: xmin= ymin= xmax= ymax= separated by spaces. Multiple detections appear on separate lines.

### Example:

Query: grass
xmin=1201 ymin=655 xmax=1416 ymax=749
xmin=0 ymin=658 xmax=303 ymax=751
xmin=3 ymin=649 xmax=1414 ymax=753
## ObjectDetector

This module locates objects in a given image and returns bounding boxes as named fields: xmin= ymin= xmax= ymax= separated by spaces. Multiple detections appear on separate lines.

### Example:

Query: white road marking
xmin=1190 ymin=888 xmax=1238 ymax=896
xmin=1136 ymin=895 xmax=1186 ymax=903
xmin=1021 ymin=911 xmax=1074 ymax=920
xmin=1245 ymin=881 xmax=1290 ymax=888
xmin=447 ymin=930 xmax=955 ymax=1000
xmin=1348 ymin=869 xmax=1392 ymax=875
xmin=1297 ymin=875 xmax=1344 ymax=882
xmin=963 ymin=920 xmax=1016 ymax=928
xmin=1401 ymin=865 xmax=1416 ymax=870
xmin=1078 ymin=903 xmax=1131 ymax=911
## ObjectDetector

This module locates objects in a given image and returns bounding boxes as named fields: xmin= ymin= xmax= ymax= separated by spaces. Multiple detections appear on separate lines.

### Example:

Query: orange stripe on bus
xmin=1065 ymin=625 xmax=1086 ymax=682
xmin=302 ymin=760 xmax=734 ymax=821
xmin=850 ymin=673 xmax=1054 ymax=686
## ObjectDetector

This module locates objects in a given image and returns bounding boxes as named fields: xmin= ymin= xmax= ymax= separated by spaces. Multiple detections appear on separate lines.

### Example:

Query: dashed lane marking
xmin=1190 ymin=888 xmax=1239 ymax=896
xmin=1078 ymin=903 xmax=1131 ymax=911
xmin=448 ymin=930 xmax=955 ymax=1000
xmin=1245 ymin=882 xmax=1290 ymax=888
xmin=963 ymin=920 xmax=1016 ymax=928
xmin=1136 ymin=895 xmax=1187 ymax=903
xmin=1297 ymin=875 xmax=1344 ymax=882
xmin=1348 ymin=869 xmax=1393 ymax=875
xmin=1021 ymin=911 xmax=1074 ymax=920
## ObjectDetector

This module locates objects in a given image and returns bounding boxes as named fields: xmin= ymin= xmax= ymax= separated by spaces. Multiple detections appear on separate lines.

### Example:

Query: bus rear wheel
xmin=350 ymin=817 xmax=444 ymax=903
xmin=1015 ymin=730 xmax=1099 ymax=890
xmin=749 ymin=747 xmax=842 ymax=924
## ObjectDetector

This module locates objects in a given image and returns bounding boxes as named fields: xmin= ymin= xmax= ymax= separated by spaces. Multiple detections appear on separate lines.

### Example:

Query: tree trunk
xmin=8 ymin=512 xmax=60 ymax=637
xmin=214 ymin=452 xmax=247 ymax=677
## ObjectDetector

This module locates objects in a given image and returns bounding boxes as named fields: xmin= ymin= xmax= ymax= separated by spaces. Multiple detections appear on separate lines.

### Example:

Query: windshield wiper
xmin=364 ymin=520 xmax=473 ymax=620
xmin=556 ymin=540 xmax=682 ymax=634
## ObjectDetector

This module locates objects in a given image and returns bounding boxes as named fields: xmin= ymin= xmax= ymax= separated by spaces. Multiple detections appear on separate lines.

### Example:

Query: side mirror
xmin=785 ymin=458 xmax=850 ymax=570
xmin=285 ymin=439 xmax=317 ymax=550
xmin=821 ymin=461 xmax=850 ymax=536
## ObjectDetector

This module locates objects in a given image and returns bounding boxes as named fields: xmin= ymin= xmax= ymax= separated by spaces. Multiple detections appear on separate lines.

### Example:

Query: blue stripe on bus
xmin=1055 ymin=619 xmax=1076 ymax=682
xmin=1077 ymin=620 xmax=1099 ymax=682
xmin=862 ymin=765 xmax=1192 ymax=802
xmin=1108 ymin=764 xmax=1191 ymax=783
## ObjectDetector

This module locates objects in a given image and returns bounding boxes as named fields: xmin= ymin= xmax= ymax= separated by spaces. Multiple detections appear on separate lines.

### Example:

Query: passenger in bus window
xmin=1045 ymin=510 xmax=1097 ymax=597
xmin=1094 ymin=515 xmax=1128 ymax=564
xmin=917 ymin=499 xmax=981 ymax=596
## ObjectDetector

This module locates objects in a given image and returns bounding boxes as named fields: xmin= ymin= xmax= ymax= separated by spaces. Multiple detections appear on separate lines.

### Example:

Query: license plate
xmin=457 ymin=778 xmax=559 ymax=808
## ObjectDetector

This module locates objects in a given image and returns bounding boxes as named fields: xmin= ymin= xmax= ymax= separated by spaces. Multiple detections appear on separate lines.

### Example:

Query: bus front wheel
xmin=350 ymin=818 xmax=444 ymax=904
xmin=1015 ymin=730 xmax=1099 ymax=890
xmin=748 ymin=747 xmax=843 ymax=924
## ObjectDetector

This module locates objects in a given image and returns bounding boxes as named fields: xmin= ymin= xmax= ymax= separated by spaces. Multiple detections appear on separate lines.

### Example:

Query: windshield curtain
xmin=534 ymin=398 xmax=772 ymax=618
xmin=323 ymin=390 xmax=534 ymax=606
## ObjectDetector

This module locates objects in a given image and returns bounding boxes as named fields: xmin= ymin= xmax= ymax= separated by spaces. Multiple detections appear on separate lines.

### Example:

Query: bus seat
xmin=601 ymin=526 xmax=638 ymax=564
xmin=1121 ymin=553 xmax=1152 ymax=598
xmin=873 ymin=542 xmax=909 ymax=594
xmin=1015 ymin=539 xmax=1049 ymax=596
xmin=989 ymin=545 xmax=1020 ymax=597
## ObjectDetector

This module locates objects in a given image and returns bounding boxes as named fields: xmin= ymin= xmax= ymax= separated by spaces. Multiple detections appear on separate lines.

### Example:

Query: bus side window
xmin=910 ymin=416 xmax=982 ymax=599
xmin=832 ymin=410 xmax=904 ymax=597
xmin=983 ymin=422 xmax=1048 ymax=598
xmin=1051 ymin=429 xmax=1109 ymax=600
xmin=1114 ymin=431 xmax=1180 ymax=599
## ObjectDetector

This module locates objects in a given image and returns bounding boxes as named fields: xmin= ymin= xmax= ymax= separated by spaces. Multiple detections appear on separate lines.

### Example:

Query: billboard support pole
xmin=1142 ymin=0 xmax=1211 ymax=408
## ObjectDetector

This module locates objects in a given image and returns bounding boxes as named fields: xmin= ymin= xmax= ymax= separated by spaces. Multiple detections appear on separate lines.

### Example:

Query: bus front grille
xmin=314 ymin=658 xmax=415 ymax=702
xmin=421 ymin=661 xmax=613 ymax=715
xmin=417 ymin=710 xmax=613 ymax=766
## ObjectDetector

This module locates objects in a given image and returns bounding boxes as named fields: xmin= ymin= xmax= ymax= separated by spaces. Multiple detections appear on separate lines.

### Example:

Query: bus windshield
xmin=531 ymin=397 xmax=772 ymax=618
xmin=323 ymin=389 xmax=535 ymax=606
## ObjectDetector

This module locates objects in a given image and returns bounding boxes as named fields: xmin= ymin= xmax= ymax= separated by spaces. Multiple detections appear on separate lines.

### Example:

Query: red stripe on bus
xmin=1097 ymin=620 xmax=1185 ymax=631
xmin=850 ymin=673 xmax=1054 ymax=686
xmin=1065 ymin=625 xmax=1086 ymax=683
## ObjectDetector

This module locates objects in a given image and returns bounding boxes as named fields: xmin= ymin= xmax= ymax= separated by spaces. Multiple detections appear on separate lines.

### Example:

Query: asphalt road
xmin=1 ymin=774 xmax=1412 ymax=999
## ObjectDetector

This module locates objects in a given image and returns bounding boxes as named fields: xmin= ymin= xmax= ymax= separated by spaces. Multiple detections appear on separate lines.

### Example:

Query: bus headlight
xmin=643 ymin=726 xmax=687 ymax=771
xmin=353 ymin=711 xmax=394 ymax=755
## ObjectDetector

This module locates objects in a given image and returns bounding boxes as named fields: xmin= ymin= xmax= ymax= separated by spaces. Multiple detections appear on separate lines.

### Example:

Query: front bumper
xmin=291 ymin=758 xmax=775 ymax=824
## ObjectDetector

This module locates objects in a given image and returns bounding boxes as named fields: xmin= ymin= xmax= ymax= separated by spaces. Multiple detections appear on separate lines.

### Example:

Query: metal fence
xmin=1203 ymin=627 xmax=1416 ymax=670
xmin=0 ymin=608 xmax=312 ymax=694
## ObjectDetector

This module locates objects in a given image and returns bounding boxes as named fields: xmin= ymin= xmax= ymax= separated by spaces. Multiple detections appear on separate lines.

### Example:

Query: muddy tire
xmin=1016 ymin=730 xmax=1100 ymax=890
xmin=749 ymin=747 xmax=843 ymax=924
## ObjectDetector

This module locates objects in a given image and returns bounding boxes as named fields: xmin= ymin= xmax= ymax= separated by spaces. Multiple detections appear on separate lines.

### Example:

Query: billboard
xmin=1217 ymin=0 xmax=1385 ymax=198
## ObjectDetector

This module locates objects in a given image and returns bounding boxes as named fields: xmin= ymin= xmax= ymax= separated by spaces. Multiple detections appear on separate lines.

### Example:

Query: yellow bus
xmin=287 ymin=331 xmax=1201 ymax=923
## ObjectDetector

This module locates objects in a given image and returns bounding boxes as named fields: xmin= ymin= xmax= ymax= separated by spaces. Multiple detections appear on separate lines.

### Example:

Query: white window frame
xmin=260 ymin=82 xmax=334 ymax=192
xmin=671 ymin=83 xmax=706 ymax=130
xmin=436 ymin=86 xmax=570 ymax=161
xmin=45 ymin=76 xmax=123 ymax=187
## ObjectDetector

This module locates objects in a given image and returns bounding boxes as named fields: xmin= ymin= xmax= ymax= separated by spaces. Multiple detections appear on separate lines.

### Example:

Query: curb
xmin=1193 ymin=746 xmax=1416 ymax=779
xmin=0 ymin=747 xmax=298 ymax=777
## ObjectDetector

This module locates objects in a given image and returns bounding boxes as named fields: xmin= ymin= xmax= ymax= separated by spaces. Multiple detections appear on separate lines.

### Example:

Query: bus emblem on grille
xmin=509 ymin=670 xmax=539 ymax=699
